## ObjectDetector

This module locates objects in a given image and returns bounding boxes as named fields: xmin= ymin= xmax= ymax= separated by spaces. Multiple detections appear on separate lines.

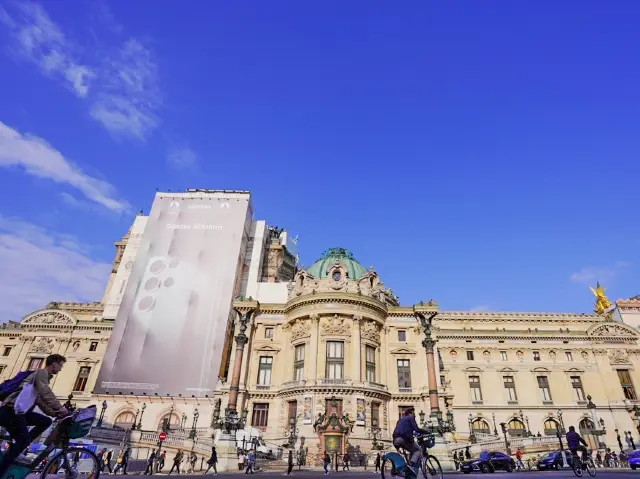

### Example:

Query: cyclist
xmin=566 ymin=426 xmax=589 ymax=465
xmin=0 ymin=354 xmax=69 ymax=478
xmin=392 ymin=408 xmax=430 ymax=475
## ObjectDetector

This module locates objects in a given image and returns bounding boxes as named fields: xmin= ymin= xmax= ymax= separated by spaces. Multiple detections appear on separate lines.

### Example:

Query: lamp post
xmin=369 ymin=416 xmax=382 ymax=450
xmin=468 ymin=414 xmax=476 ymax=444
xmin=181 ymin=412 xmax=187 ymax=429
xmin=285 ymin=415 xmax=299 ymax=449
xmin=492 ymin=413 xmax=498 ymax=436
xmin=136 ymin=403 xmax=146 ymax=430
xmin=500 ymin=422 xmax=511 ymax=455
xmin=97 ymin=400 xmax=107 ymax=427
xmin=189 ymin=409 xmax=200 ymax=439
xmin=615 ymin=429 xmax=623 ymax=452
xmin=557 ymin=410 xmax=566 ymax=450
xmin=586 ymin=395 xmax=607 ymax=449
xmin=525 ymin=416 xmax=531 ymax=437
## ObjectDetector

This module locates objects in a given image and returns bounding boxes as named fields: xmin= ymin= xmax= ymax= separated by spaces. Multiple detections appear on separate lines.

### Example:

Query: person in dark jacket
xmin=566 ymin=426 xmax=589 ymax=462
xmin=392 ymin=408 xmax=430 ymax=474
xmin=145 ymin=450 xmax=157 ymax=475
xmin=204 ymin=447 xmax=218 ymax=475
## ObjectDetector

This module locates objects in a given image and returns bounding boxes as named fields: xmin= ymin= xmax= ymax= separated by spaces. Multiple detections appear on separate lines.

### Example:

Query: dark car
xmin=628 ymin=450 xmax=640 ymax=470
xmin=460 ymin=451 xmax=516 ymax=474
xmin=536 ymin=450 xmax=573 ymax=470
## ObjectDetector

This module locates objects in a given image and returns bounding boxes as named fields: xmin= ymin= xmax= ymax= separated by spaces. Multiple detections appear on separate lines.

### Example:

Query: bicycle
xmin=381 ymin=433 xmax=443 ymax=479
xmin=0 ymin=406 xmax=101 ymax=479
xmin=571 ymin=449 xmax=596 ymax=478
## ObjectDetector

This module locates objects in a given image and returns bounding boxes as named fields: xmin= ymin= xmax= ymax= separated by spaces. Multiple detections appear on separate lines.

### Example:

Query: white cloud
xmin=1 ymin=2 xmax=161 ymax=140
xmin=0 ymin=121 xmax=129 ymax=212
xmin=0 ymin=215 xmax=110 ymax=322
xmin=470 ymin=305 xmax=490 ymax=312
xmin=167 ymin=146 xmax=198 ymax=170
xmin=0 ymin=2 xmax=94 ymax=97
xmin=570 ymin=261 xmax=631 ymax=285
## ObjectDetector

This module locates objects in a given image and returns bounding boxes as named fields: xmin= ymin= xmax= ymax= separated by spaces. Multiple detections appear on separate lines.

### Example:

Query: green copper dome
xmin=306 ymin=248 xmax=369 ymax=280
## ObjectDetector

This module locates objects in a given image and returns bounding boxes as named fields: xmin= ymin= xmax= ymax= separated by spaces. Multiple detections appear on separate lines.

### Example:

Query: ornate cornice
xmin=284 ymin=293 xmax=388 ymax=317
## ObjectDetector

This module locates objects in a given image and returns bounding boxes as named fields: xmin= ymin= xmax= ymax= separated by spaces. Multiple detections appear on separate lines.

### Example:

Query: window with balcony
xmin=371 ymin=402 xmax=380 ymax=427
xmin=617 ymin=369 xmax=637 ymax=400
xmin=565 ymin=351 xmax=573 ymax=362
xmin=365 ymin=345 xmax=376 ymax=382
xmin=504 ymin=376 xmax=518 ymax=402
xmin=533 ymin=351 xmax=541 ymax=361
xmin=251 ymin=403 xmax=269 ymax=427
xmin=2 ymin=347 xmax=12 ymax=357
xmin=397 ymin=359 xmax=411 ymax=389
xmin=294 ymin=344 xmax=305 ymax=381
xmin=397 ymin=330 xmax=407 ymax=342
xmin=89 ymin=341 xmax=98 ymax=352
xmin=537 ymin=375 xmax=552 ymax=402
xmin=265 ymin=327 xmax=274 ymax=339
xmin=73 ymin=366 xmax=91 ymax=392
xmin=28 ymin=358 xmax=43 ymax=370
xmin=258 ymin=356 xmax=273 ymax=386
xmin=469 ymin=375 xmax=483 ymax=402
xmin=326 ymin=341 xmax=344 ymax=380
xmin=571 ymin=376 xmax=586 ymax=401
xmin=500 ymin=351 xmax=508 ymax=361
xmin=466 ymin=351 xmax=474 ymax=361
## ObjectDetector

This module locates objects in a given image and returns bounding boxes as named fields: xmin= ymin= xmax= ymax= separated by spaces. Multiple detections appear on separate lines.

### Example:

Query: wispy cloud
xmin=0 ymin=121 xmax=129 ymax=212
xmin=570 ymin=261 xmax=631 ymax=285
xmin=167 ymin=146 xmax=198 ymax=170
xmin=0 ymin=1 xmax=161 ymax=140
xmin=0 ymin=215 xmax=110 ymax=322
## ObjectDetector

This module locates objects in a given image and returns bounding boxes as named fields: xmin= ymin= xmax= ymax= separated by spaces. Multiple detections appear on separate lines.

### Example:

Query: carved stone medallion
xmin=31 ymin=337 xmax=54 ymax=354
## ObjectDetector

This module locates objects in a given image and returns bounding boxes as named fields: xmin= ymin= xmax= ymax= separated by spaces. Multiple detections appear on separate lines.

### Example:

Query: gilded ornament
xmin=591 ymin=282 xmax=613 ymax=318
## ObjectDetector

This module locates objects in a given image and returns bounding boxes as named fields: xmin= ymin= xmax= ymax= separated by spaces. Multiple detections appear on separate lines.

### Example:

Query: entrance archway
xmin=507 ymin=418 xmax=526 ymax=437
xmin=579 ymin=418 xmax=598 ymax=450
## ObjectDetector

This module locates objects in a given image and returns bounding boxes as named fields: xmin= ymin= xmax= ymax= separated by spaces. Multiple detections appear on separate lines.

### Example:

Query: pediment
xmin=498 ymin=367 xmax=518 ymax=373
xmin=587 ymin=322 xmax=639 ymax=338
xmin=22 ymin=309 xmax=76 ymax=326
xmin=255 ymin=345 xmax=281 ymax=353
xmin=390 ymin=348 xmax=417 ymax=355
xmin=465 ymin=367 xmax=483 ymax=373
xmin=531 ymin=367 xmax=551 ymax=373
xmin=564 ymin=367 xmax=585 ymax=373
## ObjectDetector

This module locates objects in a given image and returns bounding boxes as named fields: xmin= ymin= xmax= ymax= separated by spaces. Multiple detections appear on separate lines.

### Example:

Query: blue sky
xmin=0 ymin=1 xmax=638 ymax=321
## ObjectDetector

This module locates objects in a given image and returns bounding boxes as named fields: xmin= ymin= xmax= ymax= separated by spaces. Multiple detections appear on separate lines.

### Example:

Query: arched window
xmin=579 ymin=418 xmax=598 ymax=450
xmin=507 ymin=418 xmax=526 ymax=437
xmin=114 ymin=411 xmax=136 ymax=430
xmin=471 ymin=418 xmax=491 ymax=435
xmin=157 ymin=413 xmax=181 ymax=431
xmin=543 ymin=419 xmax=559 ymax=436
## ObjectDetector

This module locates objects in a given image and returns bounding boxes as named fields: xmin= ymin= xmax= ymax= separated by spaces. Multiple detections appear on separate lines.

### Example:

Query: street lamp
xmin=285 ymin=415 xmax=299 ymax=448
xmin=492 ymin=413 xmax=498 ymax=436
xmin=499 ymin=422 xmax=511 ymax=455
xmin=370 ymin=416 xmax=382 ymax=449
xmin=556 ymin=410 xmax=566 ymax=450
xmin=419 ymin=410 xmax=426 ymax=426
xmin=181 ymin=412 xmax=188 ymax=429
xmin=189 ymin=409 xmax=200 ymax=439
xmin=468 ymin=414 xmax=476 ymax=444
xmin=97 ymin=400 xmax=107 ymax=427
xmin=136 ymin=403 xmax=146 ymax=430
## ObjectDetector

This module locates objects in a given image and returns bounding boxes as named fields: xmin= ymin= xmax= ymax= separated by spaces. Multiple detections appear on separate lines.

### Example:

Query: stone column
xmin=414 ymin=310 xmax=440 ymax=416
xmin=227 ymin=301 xmax=259 ymax=413
xmin=310 ymin=314 xmax=320 ymax=383
xmin=352 ymin=315 xmax=362 ymax=382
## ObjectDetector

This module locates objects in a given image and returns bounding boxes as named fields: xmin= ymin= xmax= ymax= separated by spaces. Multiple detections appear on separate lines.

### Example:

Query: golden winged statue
xmin=590 ymin=282 xmax=612 ymax=318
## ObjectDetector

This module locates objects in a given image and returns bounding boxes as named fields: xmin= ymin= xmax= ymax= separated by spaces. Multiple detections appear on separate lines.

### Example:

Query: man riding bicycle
xmin=392 ymin=408 xmax=430 ymax=475
xmin=0 ymin=354 xmax=69 ymax=478
xmin=566 ymin=426 xmax=589 ymax=464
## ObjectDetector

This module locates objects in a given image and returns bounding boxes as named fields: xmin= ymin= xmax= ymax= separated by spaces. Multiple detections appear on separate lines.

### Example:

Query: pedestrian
xmin=113 ymin=450 xmax=125 ymax=475
xmin=157 ymin=451 xmax=166 ymax=472
xmin=169 ymin=449 xmax=184 ymax=475
xmin=323 ymin=451 xmax=330 ymax=475
xmin=188 ymin=452 xmax=197 ymax=473
xmin=104 ymin=449 xmax=114 ymax=474
xmin=342 ymin=452 xmax=349 ymax=471
xmin=145 ymin=449 xmax=157 ymax=475
xmin=245 ymin=450 xmax=255 ymax=474
xmin=96 ymin=448 xmax=107 ymax=473
xmin=238 ymin=451 xmax=245 ymax=471
xmin=287 ymin=450 xmax=294 ymax=475
xmin=375 ymin=453 xmax=380 ymax=473
xmin=204 ymin=447 xmax=218 ymax=475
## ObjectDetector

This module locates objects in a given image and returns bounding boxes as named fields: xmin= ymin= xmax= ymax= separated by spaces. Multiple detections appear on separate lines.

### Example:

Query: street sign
xmin=159 ymin=432 xmax=167 ymax=442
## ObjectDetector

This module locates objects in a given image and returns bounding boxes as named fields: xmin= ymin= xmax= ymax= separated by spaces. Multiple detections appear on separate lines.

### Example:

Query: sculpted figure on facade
xmin=321 ymin=315 xmax=351 ymax=336
xmin=30 ymin=337 xmax=54 ymax=354
xmin=590 ymin=323 xmax=637 ymax=338
xmin=608 ymin=349 xmax=630 ymax=364
xmin=23 ymin=310 xmax=74 ymax=326
xmin=361 ymin=320 xmax=381 ymax=343
xmin=289 ymin=319 xmax=311 ymax=341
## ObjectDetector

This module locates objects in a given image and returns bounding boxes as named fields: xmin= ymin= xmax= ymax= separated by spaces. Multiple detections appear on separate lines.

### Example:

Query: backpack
xmin=0 ymin=370 xmax=33 ymax=400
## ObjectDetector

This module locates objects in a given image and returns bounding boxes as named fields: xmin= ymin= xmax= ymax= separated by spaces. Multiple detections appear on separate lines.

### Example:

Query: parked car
xmin=628 ymin=450 xmax=640 ymax=470
xmin=460 ymin=451 xmax=516 ymax=474
xmin=536 ymin=450 xmax=573 ymax=470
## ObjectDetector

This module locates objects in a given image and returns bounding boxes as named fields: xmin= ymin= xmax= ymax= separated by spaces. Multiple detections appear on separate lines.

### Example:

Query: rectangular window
xmin=397 ymin=359 xmax=411 ymax=389
xmin=466 ymin=351 xmax=474 ymax=361
xmin=326 ymin=341 xmax=344 ymax=380
xmin=28 ymin=358 xmax=43 ymax=370
xmin=251 ymin=403 xmax=269 ymax=427
xmin=617 ymin=369 xmax=637 ymax=400
xmin=371 ymin=402 xmax=380 ymax=427
xmin=469 ymin=376 xmax=483 ymax=402
xmin=73 ymin=366 xmax=91 ymax=392
xmin=258 ymin=356 xmax=273 ymax=386
xmin=533 ymin=351 xmax=541 ymax=361
xmin=500 ymin=351 xmax=508 ymax=361
xmin=571 ymin=376 xmax=586 ymax=401
xmin=504 ymin=376 xmax=518 ymax=402
xmin=288 ymin=401 xmax=297 ymax=425
xmin=265 ymin=327 xmax=274 ymax=339
xmin=565 ymin=351 xmax=573 ymax=362
xmin=365 ymin=346 xmax=376 ymax=382
xmin=0 ymin=365 xmax=6 ymax=378
xmin=294 ymin=345 xmax=305 ymax=381
xmin=397 ymin=330 xmax=407 ymax=342
xmin=89 ymin=341 xmax=98 ymax=352
xmin=537 ymin=376 xmax=552 ymax=402
xmin=2 ymin=347 xmax=11 ymax=357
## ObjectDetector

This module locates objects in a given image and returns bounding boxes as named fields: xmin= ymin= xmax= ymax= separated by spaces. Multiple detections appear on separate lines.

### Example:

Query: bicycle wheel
xmin=571 ymin=457 xmax=583 ymax=477
xmin=585 ymin=458 xmax=596 ymax=477
xmin=420 ymin=455 xmax=443 ymax=479
xmin=381 ymin=458 xmax=396 ymax=479
xmin=40 ymin=446 xmax=101 ymax=479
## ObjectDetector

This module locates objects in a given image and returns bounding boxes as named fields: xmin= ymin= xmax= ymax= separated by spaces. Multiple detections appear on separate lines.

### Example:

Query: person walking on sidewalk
xmin=169 ymin=449 xmax=184 ymax=475
xmin=204 ymin=447 xmax=218 ymax=475
xmin=323 ymin=452 xmax=330 ymax=475
xmin=145 ymin=450 xmax=157 ymax=475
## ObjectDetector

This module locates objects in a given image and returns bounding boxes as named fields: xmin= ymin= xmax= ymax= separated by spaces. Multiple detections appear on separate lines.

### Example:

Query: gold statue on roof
xmin=590 ymin=282 xmax=612 ymax=318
